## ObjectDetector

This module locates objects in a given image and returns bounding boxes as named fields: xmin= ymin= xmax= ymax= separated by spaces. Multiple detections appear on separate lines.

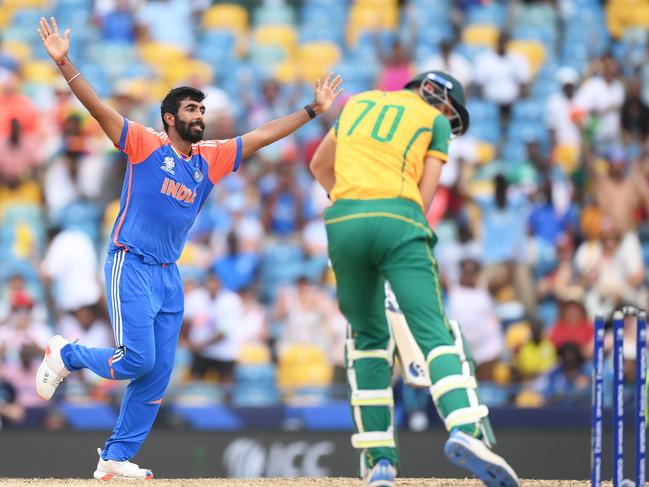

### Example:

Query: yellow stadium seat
xmin=158 ymin=59 xmax=213 ymax=86
xmin=299 ymin=42 xmax=341 ymax=81
xmin=138 ymin=42 xmax=187 ymax=67
xmin=254 ymin=25 xmax=298 ymax=56
xmin=492 ymin=361 xmax=512 ymax=386
xmin=277 ymin=345 xmax=333 ymax=389
xmin=2 ymin=40 xmax=30 ymax=63
xmin=462 ymin=24 xmax=499 ymax=49
xmin=0 ymin=8 xmax=10 ymax=30
xmin=606 ymin=0 xmax=649 ymax=38
xmin=22 ymin=60 xmax=57 ymax=84
xmin=553 ymin=144 xmax=580 ymax=174
xmin=102 ymin=200 xmax=121 ymax=237
xmin=0 ymin=181 xmax=41 ymax=213
xmin=202 ymin=4 xmax=248 ymax=32
xmin=347 ymin=5 xmax=398 ymax=45
xmin=515 ymin=389 xmax=544 ymax=408
xmin=4 ymin=0 xmax=47 ymax=7
xmin=239 ymin=343 xmax=272 ymax=365
xmin=506 ymin=321 xmax=532 ymax=351
xmin=147 ymin=80 xmax=174 ymax=102
xmin=507 ymin=40 xmax=546 ymax=76
xmin=274 ymin=59 xmax=299 ymax=83
xmin=475 ymin=141 xmax=496 ymax=164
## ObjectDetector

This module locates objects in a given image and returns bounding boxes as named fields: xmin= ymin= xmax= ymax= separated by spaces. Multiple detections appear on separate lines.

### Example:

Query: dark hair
xmin=160 ymin=86 xmax=206 ymax=132
xmin=9 ymin=118 xmax=20 ymax=147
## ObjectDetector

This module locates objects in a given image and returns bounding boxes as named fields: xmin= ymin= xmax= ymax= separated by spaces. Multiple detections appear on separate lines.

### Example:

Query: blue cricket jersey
xmin=108 ymin=118 xmax=242 ymax=263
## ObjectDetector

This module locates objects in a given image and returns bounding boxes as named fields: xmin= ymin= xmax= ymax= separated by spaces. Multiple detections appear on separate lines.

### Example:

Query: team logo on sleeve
xmin=161 ymin=157 xmax=175 ymax=175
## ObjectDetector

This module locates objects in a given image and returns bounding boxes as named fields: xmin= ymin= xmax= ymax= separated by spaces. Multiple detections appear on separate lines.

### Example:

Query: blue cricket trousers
xmin=61 ymin=249 xmax=184 ymax=461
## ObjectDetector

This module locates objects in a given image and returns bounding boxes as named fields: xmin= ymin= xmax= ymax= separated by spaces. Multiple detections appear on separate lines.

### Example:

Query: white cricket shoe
xmin=444 ymin=430 xmax=519 ymax=487
xmin=35 ymin=335 xmax=71 ymax=400
xmin=94 ymin=449 xmax=154 ymax=480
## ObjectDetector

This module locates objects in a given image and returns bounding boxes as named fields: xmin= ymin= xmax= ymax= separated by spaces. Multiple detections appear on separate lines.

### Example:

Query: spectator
xmin=574 ymin=54 xmax=625 ymax=149
xmin=447 ymin=258 xmax=505 ymax=381
xmin=475 ymin=174 xmax=536 ymax=316
xmin=57 ymin=304 xmax=113 ymax=350
xmin=526 ymin=141 xmax=574 ymax=217
xmin=224 ymin=192 xmax=264 ymax=253
xmin=528 ymin=182 xmax=577 ymax=246
xmin=418 ymin=39 xmax=473 ymax=88
xmin=514 ymin=319 xmax=557 ymax=381
xmin=237 ymin=286 xmax=269 ymax=349
xmin=57 ymin=304 xmax=113 ymax=395
xmin=537 ymin=234 xmax=580 ymax=303
xmin=375 ymin=38 xmax=414 ymax=91
xmin=0 ymin=70 xmax=39 ymax=137
xmin=98 ymin=0 xmax=137 ymax=43
xmin=43 ymin=115 xmax=104 ymax=220
xmin=533 ymin=343 xmax=591 ymax=406
xmin=211 ymin=231 xmax=259 ymax=292
xmin=184 ymin=272 xmax=243 ymax=384
xmin=0 ymin=273 xmax=45 ymax=324
xmin=438 ymin=221 xmax=482 ymax=285
xmin=0 ymin=378 xmax=25 ymax=428
xmin=247 ymin=78 xmax=297 ymax=164
xmin=621 ymin=78 xmax=649 ymax=145
xmin=545 ymin=67 xmax=581 ymax=167
xmin=185 ymin=72 xmax=233 ymax=139
xmin=575 ymin=219 xmax=646 ymax=318
xmin=262 ymin=163 xmax=307 ymax=236
xmin=474 ymin=33 xmax=531 ymax=119
xmin=0 ymin=292 xmax=51 ymax=409
xmin=273 ymin=277 xmax=339 ymax=359
xmin=548 ymin=290 xmax=593 ymax=358
xmin=41 ymin=228 xmax=101 ymax=314
xmin=588 ymin=146 xmax=649 ymax=233
xmin=0 ymin=119 xmax=43 ymax=183
xmin=0 ymin=291 xmax=50 ymax=362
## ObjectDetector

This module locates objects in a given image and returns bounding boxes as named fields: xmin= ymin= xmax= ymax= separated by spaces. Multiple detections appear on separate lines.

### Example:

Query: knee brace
xmin=345 ymin=325 xmax=396 ymax=474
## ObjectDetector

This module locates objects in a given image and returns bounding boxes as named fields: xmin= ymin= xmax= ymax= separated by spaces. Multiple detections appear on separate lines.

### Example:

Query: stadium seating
xmin=1 ymin=0 xmax=647 ymax=428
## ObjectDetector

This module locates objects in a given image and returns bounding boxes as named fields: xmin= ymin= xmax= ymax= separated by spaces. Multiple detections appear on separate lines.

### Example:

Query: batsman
xmin=310 ymin=71 xmax=519 ymax=487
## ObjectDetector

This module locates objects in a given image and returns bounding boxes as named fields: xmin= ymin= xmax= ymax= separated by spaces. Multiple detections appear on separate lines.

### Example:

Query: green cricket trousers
xmin=325 ymin=198 xmax=487 ymax=470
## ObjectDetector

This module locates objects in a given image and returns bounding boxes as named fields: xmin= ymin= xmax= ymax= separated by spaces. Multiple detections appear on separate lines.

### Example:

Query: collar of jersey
xmin=169 ymin=143 xmax=192 ymax=161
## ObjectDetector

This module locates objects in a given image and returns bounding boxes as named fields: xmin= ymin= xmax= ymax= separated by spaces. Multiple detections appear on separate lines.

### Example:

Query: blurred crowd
xmin=1 ymin=0 xmax=649 ymax=429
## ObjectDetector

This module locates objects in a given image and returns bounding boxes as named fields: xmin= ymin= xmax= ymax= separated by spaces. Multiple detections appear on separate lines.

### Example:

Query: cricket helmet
xmin=404 ymin=71 xmax=470 ymax=136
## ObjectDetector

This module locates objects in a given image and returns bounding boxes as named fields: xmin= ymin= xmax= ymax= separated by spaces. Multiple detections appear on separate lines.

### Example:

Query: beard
xmin=176 ymin=118 xmax=205 ymax=143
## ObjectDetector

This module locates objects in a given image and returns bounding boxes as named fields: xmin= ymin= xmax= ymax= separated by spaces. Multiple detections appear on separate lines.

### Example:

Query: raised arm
xmin=38 ymin=17 xmax=123 ymax=146
xmin=240 ymin=73 xmax=343 ymax=159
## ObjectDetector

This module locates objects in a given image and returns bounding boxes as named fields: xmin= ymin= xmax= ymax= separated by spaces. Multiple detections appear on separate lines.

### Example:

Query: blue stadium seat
xmin=170 ymin=405 xmax=243 ymax=430
xmin=479 ymin=382 xmax=510 ymax=407
xmin=11 ymin=9 xmax=44 ymax=29
xmin=58 ymin=402 xmax=118 ymax=430
xmin=467 ymin=3 xmax=507 ymax=28
xmin=57 ymin=201 xmax=102 ymax=245
xmin=253 ymin=4 xmax=296 ymax=26
xmin=231 ymin=364 xmax=281 ymax=407
xmin=258 ymin=242 xmax=305 ymax=302
xmin=286 ymin=401 xmax=353 ymax=430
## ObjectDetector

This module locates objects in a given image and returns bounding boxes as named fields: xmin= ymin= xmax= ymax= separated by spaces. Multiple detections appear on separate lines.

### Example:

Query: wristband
xmin=304 ymin=104 xmax=317 ymax=119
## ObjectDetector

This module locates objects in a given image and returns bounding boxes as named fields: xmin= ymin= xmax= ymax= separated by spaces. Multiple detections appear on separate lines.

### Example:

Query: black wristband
xmin=304 ymin=104 xmax=317 ymax=119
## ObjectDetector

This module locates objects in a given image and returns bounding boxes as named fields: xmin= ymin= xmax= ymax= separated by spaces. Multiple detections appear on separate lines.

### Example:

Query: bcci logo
xmin=161 ymin=157 xmax=175 ymax=175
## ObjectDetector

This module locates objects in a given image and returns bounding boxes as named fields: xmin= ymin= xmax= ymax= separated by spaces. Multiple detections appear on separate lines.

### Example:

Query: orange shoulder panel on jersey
xmin=117 ymin=119 xmax=166 ymax=165
xmin=199 ymin=136 xmax=243 ymax=184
